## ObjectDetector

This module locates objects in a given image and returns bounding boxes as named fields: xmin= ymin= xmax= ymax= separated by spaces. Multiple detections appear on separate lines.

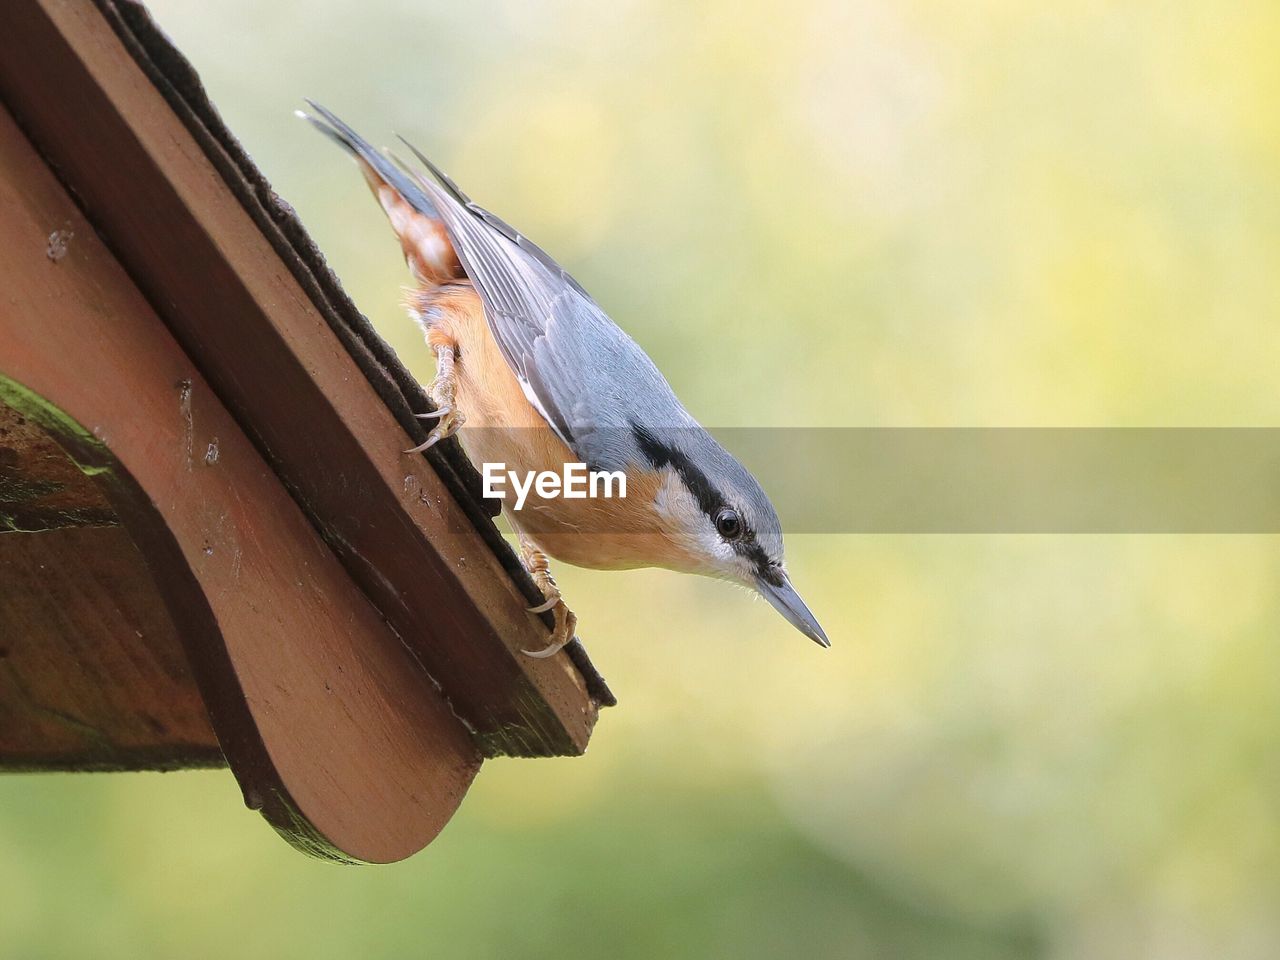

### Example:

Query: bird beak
xmin=756 ymin=573 xmax=830 ymax=648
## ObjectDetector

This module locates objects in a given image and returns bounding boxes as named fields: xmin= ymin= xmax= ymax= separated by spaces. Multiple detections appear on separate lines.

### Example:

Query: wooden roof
xmin=0 ymin=0 xmax=611 ymax=863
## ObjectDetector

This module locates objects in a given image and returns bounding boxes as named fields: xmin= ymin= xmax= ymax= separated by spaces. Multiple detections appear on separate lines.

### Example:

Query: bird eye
xmin=715 ymin=507 xmax=744 ymax=541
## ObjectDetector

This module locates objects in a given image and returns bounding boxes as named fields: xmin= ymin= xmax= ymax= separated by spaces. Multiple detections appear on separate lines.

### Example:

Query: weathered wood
xmin=0 ymin=102 xmax=480 ymax=862
xmin=0 ymin=520 xmax=224 ymax=772
xmin=0 ymin=404 xmax=117 ymax=533
xmin=0 ymin=0 xmax=602 ymax=756
xmin=0 ymin=402 xmax=218 ymax=769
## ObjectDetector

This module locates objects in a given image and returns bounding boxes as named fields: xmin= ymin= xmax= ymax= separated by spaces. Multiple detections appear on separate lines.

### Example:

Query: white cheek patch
xmin=651 ymin=468 xmax=682 ymax=518
xmin=653 ymin=470 xmax=700 ymax=530
xmin=652 ymin=470 xmax=738 ymax=576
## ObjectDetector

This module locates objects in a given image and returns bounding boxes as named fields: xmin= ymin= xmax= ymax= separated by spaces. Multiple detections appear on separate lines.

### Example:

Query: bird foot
xmin=405 ymin=343 xmax=465 ymax=453
xmin=519 ymin=536 xmax=577 ymax=658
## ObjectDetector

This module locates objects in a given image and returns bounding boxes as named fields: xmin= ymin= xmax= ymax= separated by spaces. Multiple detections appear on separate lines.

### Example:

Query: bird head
xmin=632 ymin=424 xmax=829 ymax=647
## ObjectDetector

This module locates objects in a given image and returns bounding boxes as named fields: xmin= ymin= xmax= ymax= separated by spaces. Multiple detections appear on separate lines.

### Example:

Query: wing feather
xmin=401 ymin=151 xmax=688 ymax=468
xmin=304 ymin=108 xmax=688 ymax=468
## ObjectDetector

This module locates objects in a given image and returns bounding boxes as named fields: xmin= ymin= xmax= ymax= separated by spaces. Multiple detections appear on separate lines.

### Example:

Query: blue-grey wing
xmin=410 ymin=160 xmax=688 ymax=471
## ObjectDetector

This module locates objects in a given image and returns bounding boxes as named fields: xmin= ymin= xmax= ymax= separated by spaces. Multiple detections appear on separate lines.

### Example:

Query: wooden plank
xmin=0 ymin=402 xmax=218 ymax=769
xmin=0 ymin=0 xmax=602 ymax=756
xmin=0 ymin=402 xmax=117 ymax=532
xmin=0 ymin=102 xmax=480 ymax=863
xmin=0 ymin=521 xmax=224 ymax=771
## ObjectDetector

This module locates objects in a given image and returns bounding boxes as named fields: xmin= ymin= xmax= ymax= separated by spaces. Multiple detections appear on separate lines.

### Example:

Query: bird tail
xmin=297 ymin=100 xmax=461 ymax=286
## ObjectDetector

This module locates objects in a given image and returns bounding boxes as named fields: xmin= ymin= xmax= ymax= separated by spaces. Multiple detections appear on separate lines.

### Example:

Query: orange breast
xmin=409 ymin=284 xmax=680 ymax=571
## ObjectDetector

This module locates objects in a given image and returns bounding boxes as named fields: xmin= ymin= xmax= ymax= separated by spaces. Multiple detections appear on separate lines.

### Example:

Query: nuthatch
xmin=300 ymin=102 xmax=828 ymax=657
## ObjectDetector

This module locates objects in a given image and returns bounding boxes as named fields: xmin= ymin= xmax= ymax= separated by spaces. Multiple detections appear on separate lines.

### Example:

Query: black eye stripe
xmin=631 ymin=423 xmax=723 ymax=520
xmin=632 ymin=424 xmax=772 ymax=572
xmin=749 ymin=546 xmax=783 ymax=585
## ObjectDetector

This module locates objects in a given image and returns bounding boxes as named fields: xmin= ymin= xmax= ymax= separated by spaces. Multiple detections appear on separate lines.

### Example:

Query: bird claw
xmin=404 ymin=407 xmax=464 ymax=454
xmin=518 ymin=535 xmax=575 ymax=658
xmin=406 ymin=340 xmax=463 ymax=453
xmin=522 ymin=637 xmax=573 ymax=659
xmin=522 ymin=600 xmax=577 ymax=659
xmin=526 ymin=595 xmax=559 ymax=614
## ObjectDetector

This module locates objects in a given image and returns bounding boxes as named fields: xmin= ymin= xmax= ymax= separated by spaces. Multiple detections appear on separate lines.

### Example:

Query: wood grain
xmin=0 ymin=101 xmax=480 ymax=863
xmin=0 ymin=0 xmax=603 ymax=756
xmin=0 ymin=521 xmax=223 ymax=771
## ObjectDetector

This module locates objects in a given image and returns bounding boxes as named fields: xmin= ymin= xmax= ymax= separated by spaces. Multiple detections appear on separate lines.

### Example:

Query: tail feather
xmin=299 ymin=100 xmax=439 ymax=218
xmin=299 ymin=101 xmax=460 ymax=286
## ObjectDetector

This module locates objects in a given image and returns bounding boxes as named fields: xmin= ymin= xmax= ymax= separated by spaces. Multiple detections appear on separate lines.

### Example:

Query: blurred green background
xmin=4 ymin=0 xmax=1280 ymax=957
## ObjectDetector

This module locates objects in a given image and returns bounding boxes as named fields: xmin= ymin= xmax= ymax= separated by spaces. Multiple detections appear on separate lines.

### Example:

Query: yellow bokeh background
xmin=3 ymin=1 xmax=1279 ymax=957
